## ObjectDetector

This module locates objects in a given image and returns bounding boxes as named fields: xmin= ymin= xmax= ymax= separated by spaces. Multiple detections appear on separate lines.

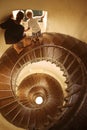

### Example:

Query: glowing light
xmin=35 ymin=96 xmax=43 ymax=104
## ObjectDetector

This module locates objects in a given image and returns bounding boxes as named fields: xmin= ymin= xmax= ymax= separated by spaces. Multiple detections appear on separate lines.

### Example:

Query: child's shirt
xmin=28 ymin=17 xmax=41 ymax=33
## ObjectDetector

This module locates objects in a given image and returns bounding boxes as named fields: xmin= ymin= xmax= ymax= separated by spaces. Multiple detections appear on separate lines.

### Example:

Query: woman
xmin=0 ymin=11 xmax=31 ymax=53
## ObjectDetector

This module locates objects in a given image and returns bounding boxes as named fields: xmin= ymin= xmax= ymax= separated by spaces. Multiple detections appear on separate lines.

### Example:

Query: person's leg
xmin=36 ymin=31 xmax=43 ymax=44
xmin=32 ymin=31 xmax=42 ymax=42
xmin=21 ymin=36 xmax=31 ymax=47
xmin=13 ymin=43 xmax=23 ymax=54
xmin=13 ymin=36 xmax=32 ymax=54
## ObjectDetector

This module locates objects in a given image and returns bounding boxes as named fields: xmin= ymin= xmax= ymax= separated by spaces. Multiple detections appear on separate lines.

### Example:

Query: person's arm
xmin=36 ymin=14 xmax=44 ymax=20
xmin=35 ymin=12 xmax=45 ymax=22
xmin=0 ymin=14 xmax=13 ymax=29
xmin=40 ymin=13 xmax=45 ymax=19
xmin=24 ymin=27 xmax=30 ymax=32
xmin=0 ymin=21 xmax=8 ymax=29
xmin=40 ymin=11 xmax=45 ymax=19
xmin=24 ymin=20 xmax=30 ymax=32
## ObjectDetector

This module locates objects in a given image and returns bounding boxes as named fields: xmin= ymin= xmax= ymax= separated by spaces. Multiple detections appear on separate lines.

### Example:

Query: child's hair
xmin=26 ymin=9 xmax=33 ymax=18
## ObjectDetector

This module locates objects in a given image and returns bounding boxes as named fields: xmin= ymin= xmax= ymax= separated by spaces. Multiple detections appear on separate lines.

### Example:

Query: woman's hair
xmin=16 ymin=11 xmax=24 ymax=23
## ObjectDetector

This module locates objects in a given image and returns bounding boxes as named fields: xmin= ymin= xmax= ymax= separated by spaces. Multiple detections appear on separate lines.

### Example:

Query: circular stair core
xmin=12 ymin=60 xmax=67 ymax=100
xmin=11 ymin=60 xmax=67 ymax=129
xmin=16 ymin=73 xmax=64 ymax=109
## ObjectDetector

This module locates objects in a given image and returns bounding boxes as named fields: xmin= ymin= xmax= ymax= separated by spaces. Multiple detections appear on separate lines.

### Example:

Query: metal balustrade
xmin=0 ymin=33 xmax=87 ymax=130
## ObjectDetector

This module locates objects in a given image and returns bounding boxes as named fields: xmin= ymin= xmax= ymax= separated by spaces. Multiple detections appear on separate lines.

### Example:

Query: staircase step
xmin=0 ymin=83 xmax=11 ymax=90
xmin=0 ymin=91 xmax=13 ymax=98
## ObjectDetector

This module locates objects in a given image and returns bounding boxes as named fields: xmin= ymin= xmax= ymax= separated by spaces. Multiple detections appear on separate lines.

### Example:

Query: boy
xmin=26 ymin=10 xmax=44 ymax=41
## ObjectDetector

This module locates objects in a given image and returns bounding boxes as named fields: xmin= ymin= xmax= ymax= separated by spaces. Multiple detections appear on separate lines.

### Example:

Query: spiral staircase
xmin=0 ymin=32 xmax=87 ymax=130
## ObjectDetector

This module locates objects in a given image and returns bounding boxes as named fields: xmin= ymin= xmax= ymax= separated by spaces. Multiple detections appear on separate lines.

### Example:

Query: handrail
xmin=0 ymin=43 xmax=87 ymax=130
xmin=10 ymin=44 xmax=86 ymax=113
xmin=11 ymin=44 xmax=86 ymax=86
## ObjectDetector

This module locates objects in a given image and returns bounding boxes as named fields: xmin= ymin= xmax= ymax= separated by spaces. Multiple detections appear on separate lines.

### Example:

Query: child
xmin=26 ymin=10 xmax=44 ymax=41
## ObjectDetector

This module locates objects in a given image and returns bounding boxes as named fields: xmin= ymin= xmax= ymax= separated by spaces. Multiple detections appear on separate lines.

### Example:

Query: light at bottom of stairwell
xmin=35 ymin=96 xmax=43 ymax=104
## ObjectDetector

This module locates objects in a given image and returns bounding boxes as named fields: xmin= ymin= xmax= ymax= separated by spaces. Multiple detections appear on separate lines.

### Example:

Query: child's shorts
xmin=32 ymin=30 xmax=41 ymax=37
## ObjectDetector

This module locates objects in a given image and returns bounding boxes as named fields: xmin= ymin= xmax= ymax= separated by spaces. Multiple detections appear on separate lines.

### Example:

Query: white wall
xmin=47 ymin=0 xmax=87 ymax=43
xmin=0 ymin=0 xmax=87 ymax=43
xmin=0 ymin=114 xmax=24 ymax=130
